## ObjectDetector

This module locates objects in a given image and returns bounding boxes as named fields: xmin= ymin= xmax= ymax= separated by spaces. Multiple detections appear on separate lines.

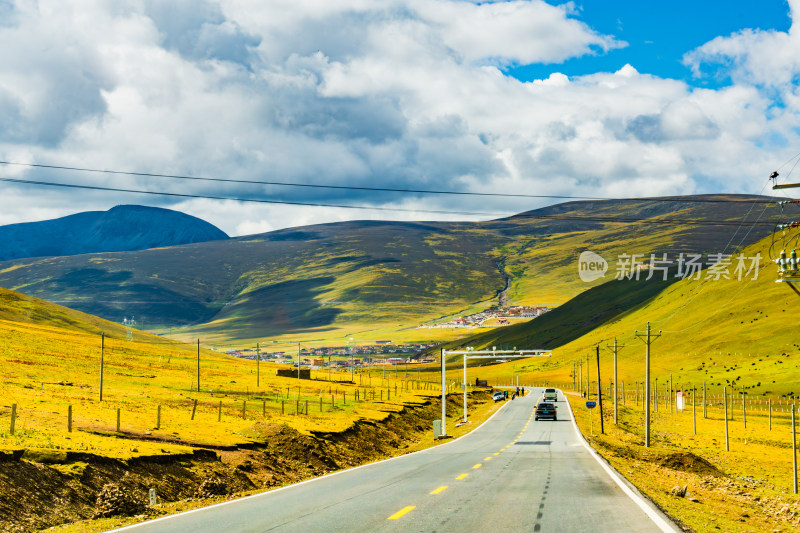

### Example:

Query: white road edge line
xmin=562 ymin=390 xmax=681 ymax=533
xmin=109 ymin=389 xmax=521 ymax=531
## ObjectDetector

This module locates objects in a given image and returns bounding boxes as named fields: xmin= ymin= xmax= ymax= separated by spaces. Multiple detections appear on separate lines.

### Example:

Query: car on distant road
xmin=543 ymin=388 xmax=558 ymax=402
xmin=535 ymin=402 xmax=557 ymax=421
xmin=492 ymin=391 xmax=505 ymax=402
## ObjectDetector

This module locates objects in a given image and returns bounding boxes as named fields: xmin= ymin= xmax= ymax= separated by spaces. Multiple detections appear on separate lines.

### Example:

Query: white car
xmin=543 ymin=388 xmax=558 ymax=402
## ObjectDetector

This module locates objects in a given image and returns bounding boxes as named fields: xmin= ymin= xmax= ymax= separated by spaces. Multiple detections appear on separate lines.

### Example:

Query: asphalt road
xmin=114 ymin=387 xmax=678 ymax=533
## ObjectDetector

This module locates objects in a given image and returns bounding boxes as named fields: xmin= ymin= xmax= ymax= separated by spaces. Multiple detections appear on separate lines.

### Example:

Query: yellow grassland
xmin=0 ymin=311 xmax=453 ymax=459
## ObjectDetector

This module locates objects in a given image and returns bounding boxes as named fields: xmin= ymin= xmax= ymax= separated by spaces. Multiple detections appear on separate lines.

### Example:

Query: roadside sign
xmin=676 ymin=391 xmax=684 ymax=410
xmin=586 ymin=401 xmax=597 ymax=409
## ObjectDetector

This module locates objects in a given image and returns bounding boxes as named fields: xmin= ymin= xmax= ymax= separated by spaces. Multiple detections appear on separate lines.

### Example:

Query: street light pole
xmin=463 ymin=354 xmax=468 ymax=423
xmin=441 ymin=348 xmax=447 ymax=437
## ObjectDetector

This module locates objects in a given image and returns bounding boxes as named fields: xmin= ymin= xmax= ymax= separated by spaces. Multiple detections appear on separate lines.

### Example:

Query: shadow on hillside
xmin=205 ymin=277 xmax=343 ymax=337
xmin=43 ymin=268 xmax=218 ymax=326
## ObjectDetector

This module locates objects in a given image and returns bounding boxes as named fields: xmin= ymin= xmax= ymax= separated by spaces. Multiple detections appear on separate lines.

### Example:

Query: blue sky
xmin=510 ymin=1 xmax=792 ymax=86
xmin=1 ymin=0 xmax=800 ymax=236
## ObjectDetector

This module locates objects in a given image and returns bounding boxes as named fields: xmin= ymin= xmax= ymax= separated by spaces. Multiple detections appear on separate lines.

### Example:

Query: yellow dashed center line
xmin=388 ymin=506 xmax=416 ymax=520
xmin=456 ymin=473 xmax=468 ymax=480
xmin=493 ymin=452 xmax=499 ymax=456
xmin=484 ymin=456 xmax=492 ymax=461
xmin=473 ymin=463 xmax=482 ymax=469
xmin=430 ymin=485 xmax=448 ymax=495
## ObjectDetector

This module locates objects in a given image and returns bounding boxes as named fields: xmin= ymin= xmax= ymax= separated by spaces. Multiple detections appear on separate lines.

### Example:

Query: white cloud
xmin=0 ymin=0 xmax=798 ymax=236
xmin=684 ymin=0 xmax=800 ymax=87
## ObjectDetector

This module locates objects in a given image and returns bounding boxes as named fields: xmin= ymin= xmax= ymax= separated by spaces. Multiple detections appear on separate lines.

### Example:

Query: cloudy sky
xmin=0 ymin=0 xmax=798 ymax=236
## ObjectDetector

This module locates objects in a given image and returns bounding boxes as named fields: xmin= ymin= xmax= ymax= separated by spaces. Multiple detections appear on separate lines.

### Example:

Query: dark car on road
xmin=535 ymin=402 xmax=557 ymax=421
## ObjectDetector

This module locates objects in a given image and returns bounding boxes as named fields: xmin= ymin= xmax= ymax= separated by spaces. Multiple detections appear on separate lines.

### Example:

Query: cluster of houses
xmin=224 ymin=341 xmax=438 ymax=366
xmin=422 ymin=305 xmax=550 ymax=329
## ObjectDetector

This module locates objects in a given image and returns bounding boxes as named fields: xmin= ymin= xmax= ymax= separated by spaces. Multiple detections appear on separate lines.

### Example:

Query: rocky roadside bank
xmin=0 ymin=391 xmax=491 ymax=533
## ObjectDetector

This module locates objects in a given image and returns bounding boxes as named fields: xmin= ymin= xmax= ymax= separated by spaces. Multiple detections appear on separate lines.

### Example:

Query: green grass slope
xmin=0 ymin=195 xmax=781 ymax=344
xmin=460 ymin=227 xmax=800 ymax=397
xmin=0 ymin=285 xmax=162 ymax=343
xmin=438 ymin=274 xmax=676 ymax=356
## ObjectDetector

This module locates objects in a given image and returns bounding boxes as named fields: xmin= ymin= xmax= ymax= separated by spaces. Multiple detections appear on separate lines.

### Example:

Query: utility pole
xmin=635 ymin=322 xmax=661 ymax=448
xmin=605 ymin=337 xmax=624 ymax=425
xmin=703 ymin=381 xmax=707 ymax=418
xmin=586 ymin=352 xmax=590 ymax=399
xmin=654 ymin=378 xmax=658 ymax=413
xmin=297 ymin=343 xmax=301 ymax=380
xmin=256 ymin=342 xmax=260 ymax=388
xmin=99 ymin=332 xmax=105 ymax=401
xmin=670 ymin=373 xmax=674 ymax=415
xmin=196 ymin=339 xmax=200 ymax=392
xmin=573 ymin=360 xmax=577 ymax=391
xmin=349 ymin=338 xmax=355 ymax=383
xmin=742 ymin=384 xmax=746 ymax=428
xmin=596 ymin=344 xmax=604 ymax=434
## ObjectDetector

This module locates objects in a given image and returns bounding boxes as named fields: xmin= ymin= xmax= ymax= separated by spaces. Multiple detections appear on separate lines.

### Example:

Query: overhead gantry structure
xmin=771 ymin=171 xmax=800 ymax=295
xmin=438 ymin=348 xmax=551 ymax=438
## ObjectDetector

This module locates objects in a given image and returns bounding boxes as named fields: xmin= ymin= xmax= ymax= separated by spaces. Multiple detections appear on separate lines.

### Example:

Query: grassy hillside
xmin=0 ymin=286 xmax=448 ymax=455
xmin=438 ymin=274 xmax=677 ymax=356
xmin=0 ymin=195 xmax=780 ymax=344
xmin=454 ymin=226 xmax=800 ymax=397
xmin=439 ymin=219 xmax=800 ymax=533
xmin=0 ymin=287 xmax=504 ymax=532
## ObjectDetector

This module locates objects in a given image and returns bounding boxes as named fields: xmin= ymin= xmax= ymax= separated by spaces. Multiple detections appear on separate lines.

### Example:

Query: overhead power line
xmin=0 ymin=176 xmax=784 ymax=227
xmin=0 ymin=177 xmax=503 ymax=217
xmin=0 ymin=160 xmax=779 ymax=204
xmin=514 ymin=213 xmax=779 ymax=227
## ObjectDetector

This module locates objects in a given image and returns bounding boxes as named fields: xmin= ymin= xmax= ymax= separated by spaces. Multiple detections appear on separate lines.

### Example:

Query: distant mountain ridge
xmin=0 ymin=205 xmax=229 ymax=261
xmin=0 ymin=194 xmax=783 ymax=343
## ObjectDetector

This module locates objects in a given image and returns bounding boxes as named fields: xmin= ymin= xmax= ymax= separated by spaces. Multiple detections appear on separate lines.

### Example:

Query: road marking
xmin=430 ymin=485 xmax=448 ymax=495
xmin=493 ymin=452 xmax=499 ymax=456
xmin=387 ymin=506 xmax=416 ymax=520
xmin=564 ymin=392 xmax=679 ymax=532
xmin=472 ymin=463 xmax=482 ymax=469
xmin=108 ymin=386 xmax=517 ymax=533
xmin=484 ymin=456 xmax=492 ymax=461
xmin=456 ymin=473 xmax=468 ymax=480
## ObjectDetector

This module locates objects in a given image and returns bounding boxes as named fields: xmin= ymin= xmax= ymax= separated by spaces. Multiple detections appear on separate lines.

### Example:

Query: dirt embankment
xmin=0 ymin=392 xmax=491 ymax=533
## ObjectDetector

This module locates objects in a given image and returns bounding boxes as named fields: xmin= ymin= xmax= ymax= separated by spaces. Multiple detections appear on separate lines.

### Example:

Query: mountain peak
xmin=0 ymin=205 xmax=228 ymax=261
